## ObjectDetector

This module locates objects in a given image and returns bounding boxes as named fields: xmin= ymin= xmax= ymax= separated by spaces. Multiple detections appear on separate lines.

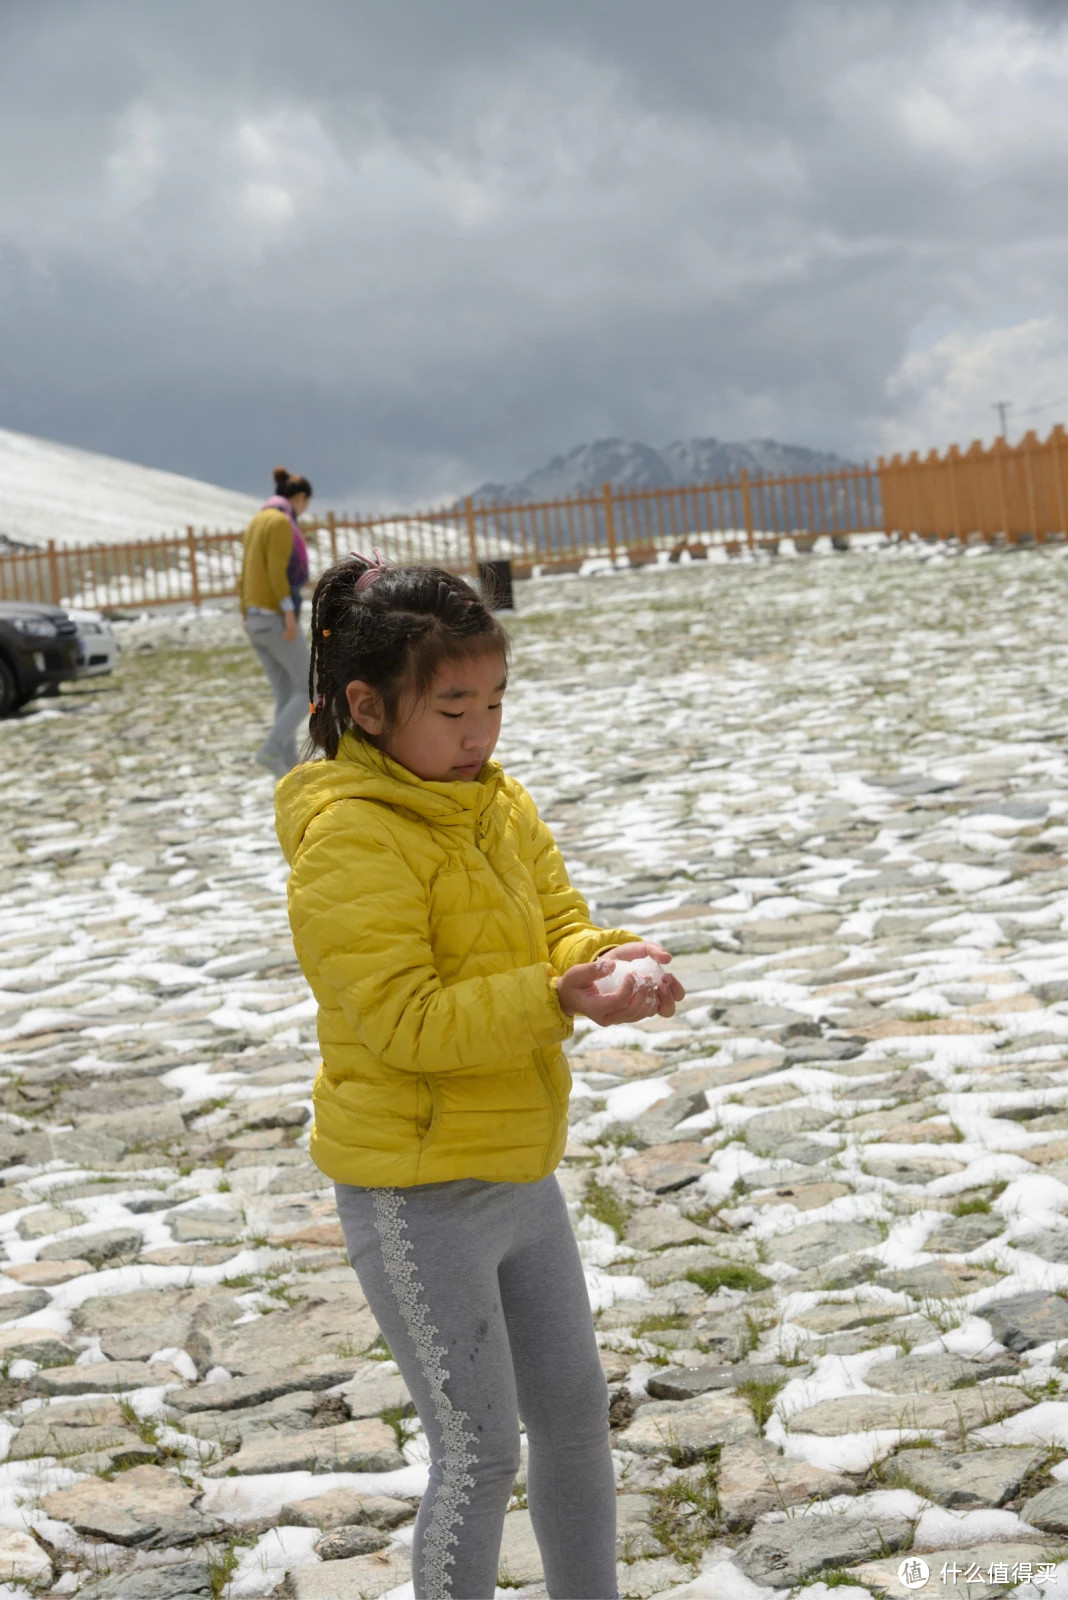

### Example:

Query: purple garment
xmin=263 ymin=495 xmax=310 ymax=588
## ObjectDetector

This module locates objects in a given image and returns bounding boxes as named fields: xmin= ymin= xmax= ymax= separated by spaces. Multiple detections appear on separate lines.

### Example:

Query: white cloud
xmin=881 ymin=315 xmax=1068 ymax=455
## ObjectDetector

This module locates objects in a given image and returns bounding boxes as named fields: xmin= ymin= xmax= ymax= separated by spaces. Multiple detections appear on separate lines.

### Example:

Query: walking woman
xmin=239 ymin=466 xmax=313 ymax=777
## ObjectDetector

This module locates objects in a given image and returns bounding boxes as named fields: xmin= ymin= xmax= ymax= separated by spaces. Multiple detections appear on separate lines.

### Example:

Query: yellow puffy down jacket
xmin=275 ymin=734 xmax=638 ymax=1187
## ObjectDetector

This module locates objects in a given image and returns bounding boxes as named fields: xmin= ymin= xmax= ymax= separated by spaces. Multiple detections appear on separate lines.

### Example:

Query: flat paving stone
xmin=202 ymin=1417 xmax=405 ymax=1475
xmin=983 ymin=1291 xmax=1068 ymax=1351
xmin=1020 ymin=1481 xmax=1068 ymax=1532
xmin=787 ymin=1386 xmax=1031 ymax=1435
xmin=41 ymin=1464 xmax=217 ymax=1548
xmin=616 ymin=1391 xmax=758 ymax=1458
xmin=735 ymin=1512 xmax=913 ymax=1587
xmin=280 ymin=1490 xmax=415 ymax=1530
xmin=887 ymin=1444 xmax=1047 ymax=1506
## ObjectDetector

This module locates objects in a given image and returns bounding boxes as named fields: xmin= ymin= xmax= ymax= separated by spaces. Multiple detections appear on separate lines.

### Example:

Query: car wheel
xmin=0 ymin=658 xmax=19 ymax=717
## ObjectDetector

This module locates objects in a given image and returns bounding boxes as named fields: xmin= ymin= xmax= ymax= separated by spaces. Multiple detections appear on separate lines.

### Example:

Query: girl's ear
xmin=346 ymin=679 xmax=386 ymax=735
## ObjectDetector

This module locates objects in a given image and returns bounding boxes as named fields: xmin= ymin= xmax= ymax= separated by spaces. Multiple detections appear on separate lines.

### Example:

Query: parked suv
xmin=0 ymin=602 xmax=82 ymax=715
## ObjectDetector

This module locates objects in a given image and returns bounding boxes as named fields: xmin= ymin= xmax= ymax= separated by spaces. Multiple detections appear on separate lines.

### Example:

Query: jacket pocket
xmin=416 ymin=1076 xmax=440 ymax=1147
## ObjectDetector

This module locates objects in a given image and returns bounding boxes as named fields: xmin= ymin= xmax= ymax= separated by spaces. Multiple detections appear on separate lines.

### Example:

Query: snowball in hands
xmin=593 ymin=955 xmax=666 ymax=998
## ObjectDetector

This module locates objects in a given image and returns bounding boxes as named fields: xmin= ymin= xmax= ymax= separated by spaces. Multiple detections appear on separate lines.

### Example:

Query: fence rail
xmin=1 ymin=426 xmax=1065 ymax=611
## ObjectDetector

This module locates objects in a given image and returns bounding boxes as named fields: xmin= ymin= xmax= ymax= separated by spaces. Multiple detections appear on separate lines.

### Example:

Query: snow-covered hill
xmin=0 ymin=428 xmax=262 ymax=550
xmin=469 ymin=436 xmax=857 ymax=505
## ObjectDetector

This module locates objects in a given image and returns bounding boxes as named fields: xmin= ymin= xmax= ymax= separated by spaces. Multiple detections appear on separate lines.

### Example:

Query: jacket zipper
xmin=481 ymin=826 xmax=563 ymax=1168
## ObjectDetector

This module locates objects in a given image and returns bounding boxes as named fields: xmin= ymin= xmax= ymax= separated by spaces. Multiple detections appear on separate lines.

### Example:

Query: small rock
xmin=734 ymin=1512 xmax=912 ymax=1587
xmin=216 ymin=1297 xmax=378 ymax=1372
xmin=32 ymin=1359 xmax=181 ymax=1396
xmin=168 ymin=1206 xmax=243 ymax=1243
xmin=169 ymin=1358 xmax=358 ymax=1413
xmin=292 ymin=1549 xmax=411 ymax=1599
xmin=203 ymin=1417 xmax=405 ymax=1475
xmin=716 ymin=1441 xmax=853 ymax=1528
xmin=0 ymin=1327 xmax=78 ymax=1365
xmin=888 ymin=1444 xmax=1046 ymax=1507
xmin=744 ymin=1105 xmax=836 ymax=1156
xmin=616 ymin=1390 xmax=757 ymax=1458
xmin=927 ymin=1213 xmax=1006 ymax=1253
xmin=241 ymin=1096 xmax=311 ymax=1130
xmin=1014 ymin=1228 xmax=1068 ymax=1265
xmin=787 ymin=1386 xmax=1030 ymax=1435
xmin=16 ymin=1205 xmax=84 ymax=1240
xmin=103 ymin=1560 xmax=212 ymax=1599
xmin=646 ymin=1362 xmax=797 ymax=1400
xmin=1020 ymin=1481 xmax=1068 ymax=1532
xmin=280 ymin=1489 xmax=414 ymax=1530
xmin=0 ymin=1287 xmax=50 ymax=1319
xmin=792 ymin=1302 xmax=899 ymax=1334
xmin=41 ymin=1463 xmax=217 ymax=1547
xmin=497 ymin=1507 xmax=544 ymax=1587
xmin=4 ymin=1258 xmax=91 ymax=1285
xmin=628 ymin=1245 xmax=739 ymax=1288
xmin=338 ymin=1364 xmax=413 ymax=1419
xmin=865 ymin=1352 xmax=1015 ymax=1393
xmin=878 ymin=1260 xmax=1002 ymax=1299
xmin=764 ymin=1219 xmax=882 ymax=1273
xmin=854 ymin=1540 xmax=1052 ymax=1599
xmin=0 ymin=1528 xmax=52 ymax=1586
xmin=38 ymin=1225 xmax=142 ymax=1266
xmin=749 ymin=1180 xmax=851 ymax=1210
xmin=614 ymin=1492 xmax=663 ymax=1561
xmin=983 ymin=1290 xmax=1068 ymax=1351
xmin=619 ymin=1143 xmax=709 ymax=1193
xmin=623 ymin=1206 xmax=725 ymax=1250
xmin=614 ymin=1555 xmax=693 ymax=1596
xmin=315 ymin=1524 xmax=390 ymax=1559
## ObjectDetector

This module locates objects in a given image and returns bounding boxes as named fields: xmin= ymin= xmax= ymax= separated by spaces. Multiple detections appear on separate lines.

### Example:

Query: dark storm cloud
xmin=1 ymin=0 xmax=1066 ymax=505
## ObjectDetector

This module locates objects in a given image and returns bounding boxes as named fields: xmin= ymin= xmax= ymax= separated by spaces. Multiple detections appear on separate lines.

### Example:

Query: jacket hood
xmin=275 ymin=732 xmax=504 ymax=864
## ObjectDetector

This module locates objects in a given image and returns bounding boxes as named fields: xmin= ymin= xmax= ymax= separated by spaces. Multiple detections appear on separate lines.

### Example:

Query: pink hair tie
xmin=351 ymin=548 xmax=388 ymax=594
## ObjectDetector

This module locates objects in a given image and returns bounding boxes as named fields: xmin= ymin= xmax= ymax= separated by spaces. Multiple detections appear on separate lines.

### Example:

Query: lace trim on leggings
xmin=372 ymin=1188 xmax=478 ymax=1599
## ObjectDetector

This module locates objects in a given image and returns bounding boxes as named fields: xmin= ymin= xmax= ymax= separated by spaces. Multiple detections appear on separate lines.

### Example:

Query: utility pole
xmin=993 ymin=399 xmax=1012 ymax=440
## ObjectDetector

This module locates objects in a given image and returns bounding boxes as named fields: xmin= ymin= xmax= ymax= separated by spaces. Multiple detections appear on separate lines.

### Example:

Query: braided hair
xmin=307 ymin=558 xmax=509 ymax=759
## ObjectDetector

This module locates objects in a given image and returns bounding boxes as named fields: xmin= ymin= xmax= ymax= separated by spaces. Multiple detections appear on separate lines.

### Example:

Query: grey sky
xmin=2 ymin=0 xmax=1067 ymax=507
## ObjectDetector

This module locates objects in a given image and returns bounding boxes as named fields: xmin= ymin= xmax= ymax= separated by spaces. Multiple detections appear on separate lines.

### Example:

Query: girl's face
xmin=346 ymin=650 xmax=507 ymax=783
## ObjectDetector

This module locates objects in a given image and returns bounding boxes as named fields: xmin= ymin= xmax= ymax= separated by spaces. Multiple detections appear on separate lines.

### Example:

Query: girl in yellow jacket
xmin=275 ymin=555 xmax=685 ymax=1600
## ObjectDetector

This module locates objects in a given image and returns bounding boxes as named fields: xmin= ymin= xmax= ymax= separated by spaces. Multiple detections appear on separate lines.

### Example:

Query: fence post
xmin=1050 ymin=424 xmax=1068 ymax=536
xmin=186 ymin=527 xmax=201 ymax=608
xmin=739 ymin=470 xmax=754 ymax=550
xmin=1021 ymin=431 xmax=1041 ymax=542
xmin=992 ymin=439 xmax=1010 ymax=542
xmin=464 ymin=497 xmax=478 ymax=576
xmin=328 ymin=510 xmax=339 ymax=566
xmin=46 ymin=540 xmax=61 ymax=606
xmin=601 ymin=483 xmax=618 ymax=562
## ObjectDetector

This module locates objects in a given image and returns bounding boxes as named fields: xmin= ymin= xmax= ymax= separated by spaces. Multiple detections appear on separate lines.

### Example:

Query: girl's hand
xmin=557 ymin=946 xmax=685 ymax=1026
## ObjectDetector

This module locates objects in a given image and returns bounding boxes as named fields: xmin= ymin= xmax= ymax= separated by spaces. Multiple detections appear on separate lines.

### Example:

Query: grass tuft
xmin=685 ymin=1264 xmax=772 ymax=1296
xmin=583 ymin=1177 xmax=632 ymax=1241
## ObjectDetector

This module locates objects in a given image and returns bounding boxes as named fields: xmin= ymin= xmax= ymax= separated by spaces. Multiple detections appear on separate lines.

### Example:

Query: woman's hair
xmin=307 ymin=558 xmax=509 ymax=759
xmin=274 ymin=465 xmax=313 ymax=501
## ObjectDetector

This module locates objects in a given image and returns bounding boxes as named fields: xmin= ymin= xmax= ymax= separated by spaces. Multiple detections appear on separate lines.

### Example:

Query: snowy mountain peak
xmin=469 ymin=436 xmax=856 ymax=505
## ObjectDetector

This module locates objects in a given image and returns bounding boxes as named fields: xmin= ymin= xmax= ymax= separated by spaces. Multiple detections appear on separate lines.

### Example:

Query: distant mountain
xmin=468 ymin=436 xmax=857 ymax=505
xmin=0 ymin=427 xmax=262 ymax=549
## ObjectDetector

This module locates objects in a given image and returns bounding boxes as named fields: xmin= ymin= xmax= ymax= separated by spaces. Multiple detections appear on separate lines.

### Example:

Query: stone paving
xmin=3 ymin=543 xmax=1068 ymax=1598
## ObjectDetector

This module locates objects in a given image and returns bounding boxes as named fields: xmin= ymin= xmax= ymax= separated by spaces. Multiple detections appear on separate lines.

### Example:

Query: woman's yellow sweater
xmin=275 ymin=736 xmax=637 ymax=1186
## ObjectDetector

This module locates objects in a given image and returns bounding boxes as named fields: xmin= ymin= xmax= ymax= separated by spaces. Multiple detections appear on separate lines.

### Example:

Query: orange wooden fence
xmin=0 ymin=427 xmax=1064 ymax=611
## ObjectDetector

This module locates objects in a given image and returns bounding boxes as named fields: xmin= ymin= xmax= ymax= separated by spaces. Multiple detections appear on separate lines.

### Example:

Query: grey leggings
xmin=244 ymin=611 xmax=310 ymax=774
xmin=334 ymin=1175 xmax=618 ymax=1600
